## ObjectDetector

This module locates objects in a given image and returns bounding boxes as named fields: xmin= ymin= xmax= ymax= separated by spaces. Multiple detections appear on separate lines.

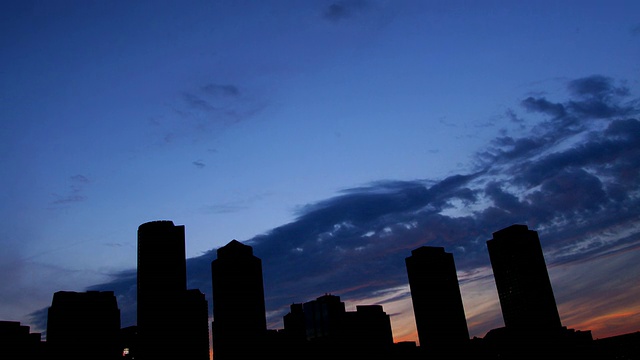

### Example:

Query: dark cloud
xmin=201 ymin=83 xmax=240 ymax=97
xmin=564 ymin=76 xmax=633 ymax=119
xmin=70 ymin=174 xmax=90 ymax=183
xmin=192 ymin=160 xmax=205 ymax=169
xmin=513 ymin=118 xmax=640 ymax=189
xmin=50 ymin=174 xmax=91 ymax=206
xmin=145 ymin=81 xmax=264 ymax=148
xmin=154 ymin=82 xmax=266 ymax=145
xmin=323 ymin=0 xmax=369 ymax=22
xmin=521 ymin=96 xmax=567 ymax=119
xmin=568 ymin=75 xmax=629 ymax=100
xmin=182 ymin=93 xmax=215 ymax=112
xmin=527 ymin=168 xmax=608 ymax=215
xmin=50 ymin=194 xmax=87 ymax=205
xmin=481 ymin=136 xmax=545 ymax=162
xmin=62 ymin=75 xmax=640 ymax=338
xmin=201 ymin=204 xmax=248 ymax=214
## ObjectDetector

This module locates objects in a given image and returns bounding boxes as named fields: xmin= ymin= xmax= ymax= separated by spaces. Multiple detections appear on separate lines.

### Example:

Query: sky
xmin=1 ymin=0 xmax=640 ymax=346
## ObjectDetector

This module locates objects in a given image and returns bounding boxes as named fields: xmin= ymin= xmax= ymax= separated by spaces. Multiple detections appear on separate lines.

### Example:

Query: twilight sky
xmin=2 ymin=0 xmax=640 ymax=345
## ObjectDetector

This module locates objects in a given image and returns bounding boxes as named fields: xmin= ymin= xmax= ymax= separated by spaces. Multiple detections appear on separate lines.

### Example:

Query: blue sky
xmin=1 ymin=0 xmax=640 ymax=345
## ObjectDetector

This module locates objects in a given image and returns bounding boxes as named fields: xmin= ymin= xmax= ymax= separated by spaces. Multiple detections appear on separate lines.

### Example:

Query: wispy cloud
xmin=63 ymin=75 xmax=640 ymax=340
xmin=149 ymin=81 xmax=266 ymax=146
xmin=192 ymin=160 xmax=205 ymax=169
xmin=322 ymin=0 xmax=370 ymax=22
xmin=50 ymin=174 xmax=91 ymax=206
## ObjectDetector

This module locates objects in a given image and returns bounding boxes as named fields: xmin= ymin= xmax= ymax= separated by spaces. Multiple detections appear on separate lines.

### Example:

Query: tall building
xmin=282 ymin=295 xmax=394 ymax=359
xmin=137 ymin=220 xmax=187 ymax=321
xmin=211 ymin=240 xmax=267 ymax=360
xmin=179 ymin=289 xmax=211 ymax=360
xmin=136 ymin=220 xmax=209 ymax=360
xmin=47 ymin=291 xmax=121 ymax=360
xmin=486 ymin=224 xmax=562 ymax=331
xmin=405 ymin=246 xmax=469 ymax=349
xmin=283 ymin=303 xmax=306 ymax=342
xmin=302 ymin=294 xmax=346 ymax=341
xmin=344 ymin=305 xmax=394 ymax=350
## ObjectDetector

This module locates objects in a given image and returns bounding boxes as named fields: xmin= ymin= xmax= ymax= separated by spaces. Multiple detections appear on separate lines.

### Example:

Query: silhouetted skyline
xmin=2 ymin=1 xmax=640 ymax=350
xmin=1 ymin=221 xmax=639 ymax=360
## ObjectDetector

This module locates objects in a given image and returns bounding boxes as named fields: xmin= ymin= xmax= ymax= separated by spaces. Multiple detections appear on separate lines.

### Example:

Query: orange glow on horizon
xmin=569 ymin=308 xmax=640 ymax=339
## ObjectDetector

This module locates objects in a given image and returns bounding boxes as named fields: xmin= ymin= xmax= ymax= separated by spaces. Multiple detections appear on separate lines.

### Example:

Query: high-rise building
xmin=302 ymin=294 xmax=346 ymax=341
xmin=137 ymin=220 xmax=186 ymax=319
xmin=283 ymin=303 xmax=306 ymax=342
xmin=405 ymin=246 xmax=469 ymax=349
xmin=179 ymin=289 xmax=211 ymax=360
xmin=344 ymin=305 xmax=394 ymax=350
xmin=47 ymin=291 xmax=121 ymax=360
xmin=486 ymin=224 xmax=562 ymax=331
xmin=136 ymin=220 xmax=209 ymax=360
xmin=211 ymin=240 xmax=267 ymax=360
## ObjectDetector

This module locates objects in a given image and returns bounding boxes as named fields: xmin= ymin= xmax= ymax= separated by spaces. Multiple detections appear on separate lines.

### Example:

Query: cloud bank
xmin=45 ymin=75 xmax=640 ymax=341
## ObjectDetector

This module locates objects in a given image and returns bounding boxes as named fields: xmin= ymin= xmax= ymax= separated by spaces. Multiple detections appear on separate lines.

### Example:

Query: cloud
xmin=322 ymin=0 xmax=370 ymax=22
xmin=50 ymin=174 xmax=91 ymax=206
xmin=521 ymin=96 xmax=567 ymax=119
xmin=149 ymin=81 xmax=266 ymax=146
xmin=201 ymin=83 xmax=240 ymax=97
xmin=192 ymin=160 xmax=205 ymax=169
xmin=567 ymin=75 xmax=629 ymax=100
xmin=182 ymin=93 xmax=216 ymax=112
xmin=60 ymin=75 xmax=640 ymax=340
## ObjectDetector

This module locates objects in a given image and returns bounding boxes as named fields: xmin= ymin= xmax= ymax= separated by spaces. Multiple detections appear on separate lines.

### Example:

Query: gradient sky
xmin=2 ymin=0 xmax=640 ymax=346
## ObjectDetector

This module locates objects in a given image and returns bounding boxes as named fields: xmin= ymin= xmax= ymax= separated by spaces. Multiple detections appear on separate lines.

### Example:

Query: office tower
xmin=344 ymin=305 xmax=394 ymax=350
xmin=405 ymin=246 xmax=469 ymax=349
xmin=179 ymin=289 xmax=211 ymax=360
xmin=47 ymin=291 xmax=121 ymax=360
xmin=283 ymin=303 xmax=306 ymax=342
xmin=294 ymin=295 xmax=394 ymax=359
xmin=137 ymin=220 xmax=186 ymax=322
xmin=486 ymin=224 xmax=562 ymax=331
xmin=302 ymin=294 xmax=346 ymax=341
xmin=211 ymin=240 xmax=267 ymax=360
xmin=136 ymin=220 xmax=209 ymax=360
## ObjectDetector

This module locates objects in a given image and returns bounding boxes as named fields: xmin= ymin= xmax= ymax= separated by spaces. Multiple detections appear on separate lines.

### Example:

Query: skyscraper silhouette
xmin=405 ymin=246 xmax=469 ymax=350
xmin=486 ymin=224 xmax=562 ymax=331
xmin=136 ymin=220 xmax=209 ymax=360
xmin=211 ymin=239 xmax=267 ymax=360
xmin=302 ymin=294 xmax=346 ymax=341
xmin=47 ymin=291 xmax=121 ymax=360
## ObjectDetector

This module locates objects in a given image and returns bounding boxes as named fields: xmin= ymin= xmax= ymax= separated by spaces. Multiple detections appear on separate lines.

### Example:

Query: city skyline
xmin=4 ymin=222 xmax=635 ymax=359
xmin=2 ymin=0 xmax=640 ymax=347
